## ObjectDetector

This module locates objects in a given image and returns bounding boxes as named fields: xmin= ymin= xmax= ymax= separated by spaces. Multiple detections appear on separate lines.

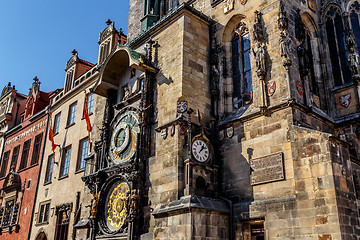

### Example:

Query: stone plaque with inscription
xmin=250 ymin=153 xmax=284 ymax=185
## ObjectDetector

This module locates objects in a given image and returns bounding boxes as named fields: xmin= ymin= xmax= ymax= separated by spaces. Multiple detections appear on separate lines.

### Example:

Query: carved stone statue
xmin=90 ymin=192 xmax=100 ymax=217
xmin=130 ymin=189 xmax=139 ymax=212
xmin=253 ymin=42 xmax=266 ymax=79
xmin=278 ymin=1 xmax=288 ymax=31
xmin=253 ymin=11 xmax=264 ymax=42
xmin=348 ymin=46 xmax=360 ymax=79
xmin=122 ymin=86 xmax=131 ymax=101
xmin=211 ymin=65 xmax=220 ymax=91
xmin=279 ymin=32 xmax=292 ymax=68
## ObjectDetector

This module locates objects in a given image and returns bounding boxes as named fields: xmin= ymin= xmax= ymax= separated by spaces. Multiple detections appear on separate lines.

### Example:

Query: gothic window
xmin=325 ymin=7 xmax=352 ymax=86
xmin=19 ymin=139 xmax=31 ymax=170
xmin=60 ymin=146 xmax=71 ymax=177
xmin=31 ymin=133 xmax=43 ymax=165
xmin=232 ymin=23 xmax=252 ymax=107
xmin=350 ymin=1 xmax=360 ymax=56
xmin=77 ymin=138 xmax=89 ymax=171
xmin=0 ymin=151 xmax=10 ymax=178
xmin=45 ymin=155 xmax=54 ymax=184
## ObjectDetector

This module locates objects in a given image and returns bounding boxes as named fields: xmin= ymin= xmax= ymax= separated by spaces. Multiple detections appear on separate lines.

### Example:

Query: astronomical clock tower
xmin=81 ymin=32 xmax=158 ymax=238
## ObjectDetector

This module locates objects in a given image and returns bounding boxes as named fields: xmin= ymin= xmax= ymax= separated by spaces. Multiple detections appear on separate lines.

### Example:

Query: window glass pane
xmin=10 ymin=146 xmax=20 ymax=169
xmin=350 ymin=12 xmax=360 ymax=56
xmin=244 ymin=70 xmax=253 ymax=93
xmin=44 ymin=203 xmax=50 ymax=222
xmin=307 ymin=34 xmax=318 ymax=95
xmin=2 ymin=200 xmax=14 ymax=227
xmin=19 ymin=140 xmax=31 ymax=170
xmin=87 ymin=94 xmax=94 ymax=114
xmin=326 ymin=19 xmax=343 ymax=86
xmin=0 ymin=151 xmax=10 ymax=177
xmin=335 ymin=14 xmax=352 ymax=84
xmin=79 ymin=139 xmax=89 ymax=170
xmin=232 ymin=35 xmax=242 ymax=98
xmin=68 ymin=103 xmax=77 ymax=125
xmin=243 ymin=34 xmax=251 ymax=51
xmin=54 ymin=113 xmax=61 ymax=134
xmin=39 ymin=204 xmax=45 ymax=223
xmin=31 ymin=133 xmax=43 ymax=165
xmin=61 ymin=147 xmax=71 ymax=176
xmin=45 ymin=155 xmax=54 ymax=183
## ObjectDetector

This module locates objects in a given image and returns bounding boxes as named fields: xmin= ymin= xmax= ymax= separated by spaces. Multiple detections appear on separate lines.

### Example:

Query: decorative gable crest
xmin=66 ymin=49 xmax=78 ymax=70
xmin=99 ymin=19 xmax=117 ymax=43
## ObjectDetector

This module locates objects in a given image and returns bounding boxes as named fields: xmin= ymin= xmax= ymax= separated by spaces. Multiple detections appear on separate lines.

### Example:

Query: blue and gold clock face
xmin=105 ymin=182 xmax=129 ymax=231
xmin=109 ymin=111 xmax=140 ymax=164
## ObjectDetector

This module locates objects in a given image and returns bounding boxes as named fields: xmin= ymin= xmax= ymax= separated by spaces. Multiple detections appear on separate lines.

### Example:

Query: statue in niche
xmin=279 ymin=31 xmax=292 ymax=67
xmin=278 ymin=1 xmax=288 ymax=31
xmin=90 ymin=192 xmax=100 ymax=217
xmin=211 ymin=65 xmax=220 ymax=92
xmin=122 ymin=86 xmax=131 ymax=101
xmin=253 ymin=42 xmax=266 ymax=79
xmin=348 ymin=46 xmax=360 ymax=79
xmin=253 ymin=11 xmax=264 ymax=42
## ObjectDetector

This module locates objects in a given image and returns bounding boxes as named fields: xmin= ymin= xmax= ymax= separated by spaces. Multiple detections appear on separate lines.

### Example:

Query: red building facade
xmin=0 ymin=78 xmax=51 ymax=240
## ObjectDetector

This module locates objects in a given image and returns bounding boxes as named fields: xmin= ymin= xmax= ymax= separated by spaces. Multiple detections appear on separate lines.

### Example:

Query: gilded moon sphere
xmin=109 ymin=111 xmax=140 ymax=164
xmin=106 ymin=182 xmax=130 ymax=230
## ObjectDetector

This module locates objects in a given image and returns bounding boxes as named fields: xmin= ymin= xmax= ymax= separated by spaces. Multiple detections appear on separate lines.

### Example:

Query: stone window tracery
xmin=325 ymin=6 xmax=352 ymax=86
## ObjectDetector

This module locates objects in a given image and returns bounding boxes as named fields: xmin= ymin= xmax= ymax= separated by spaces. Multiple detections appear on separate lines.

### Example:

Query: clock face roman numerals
xmin=191 ymin=139 xmax=210 ymax=162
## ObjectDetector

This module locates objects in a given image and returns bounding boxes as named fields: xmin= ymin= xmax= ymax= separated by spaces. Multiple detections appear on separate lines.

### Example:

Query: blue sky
xmin=0 ymin=0 xmax=129 ymax=94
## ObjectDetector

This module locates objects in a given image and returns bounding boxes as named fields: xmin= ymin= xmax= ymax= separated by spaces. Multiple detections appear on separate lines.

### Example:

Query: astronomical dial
xmin=109 ymin=111 xmax=140 ymax=164
xmin=105 ymin=182 xmax=130 ymax=231
xmin=191 ymin=139 xmax=210 ymax=163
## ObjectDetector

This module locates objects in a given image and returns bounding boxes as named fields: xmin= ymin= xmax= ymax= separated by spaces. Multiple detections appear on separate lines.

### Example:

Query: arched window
xmin=350 ymin=1 xmax=360 ymax=55
xmin=325 ymin=7 xmax=352 ymax=86
xmin=232 ymin=23 xmax=252 ymax=107
xmin=305 ymin=31 xmax=318 ymax=95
